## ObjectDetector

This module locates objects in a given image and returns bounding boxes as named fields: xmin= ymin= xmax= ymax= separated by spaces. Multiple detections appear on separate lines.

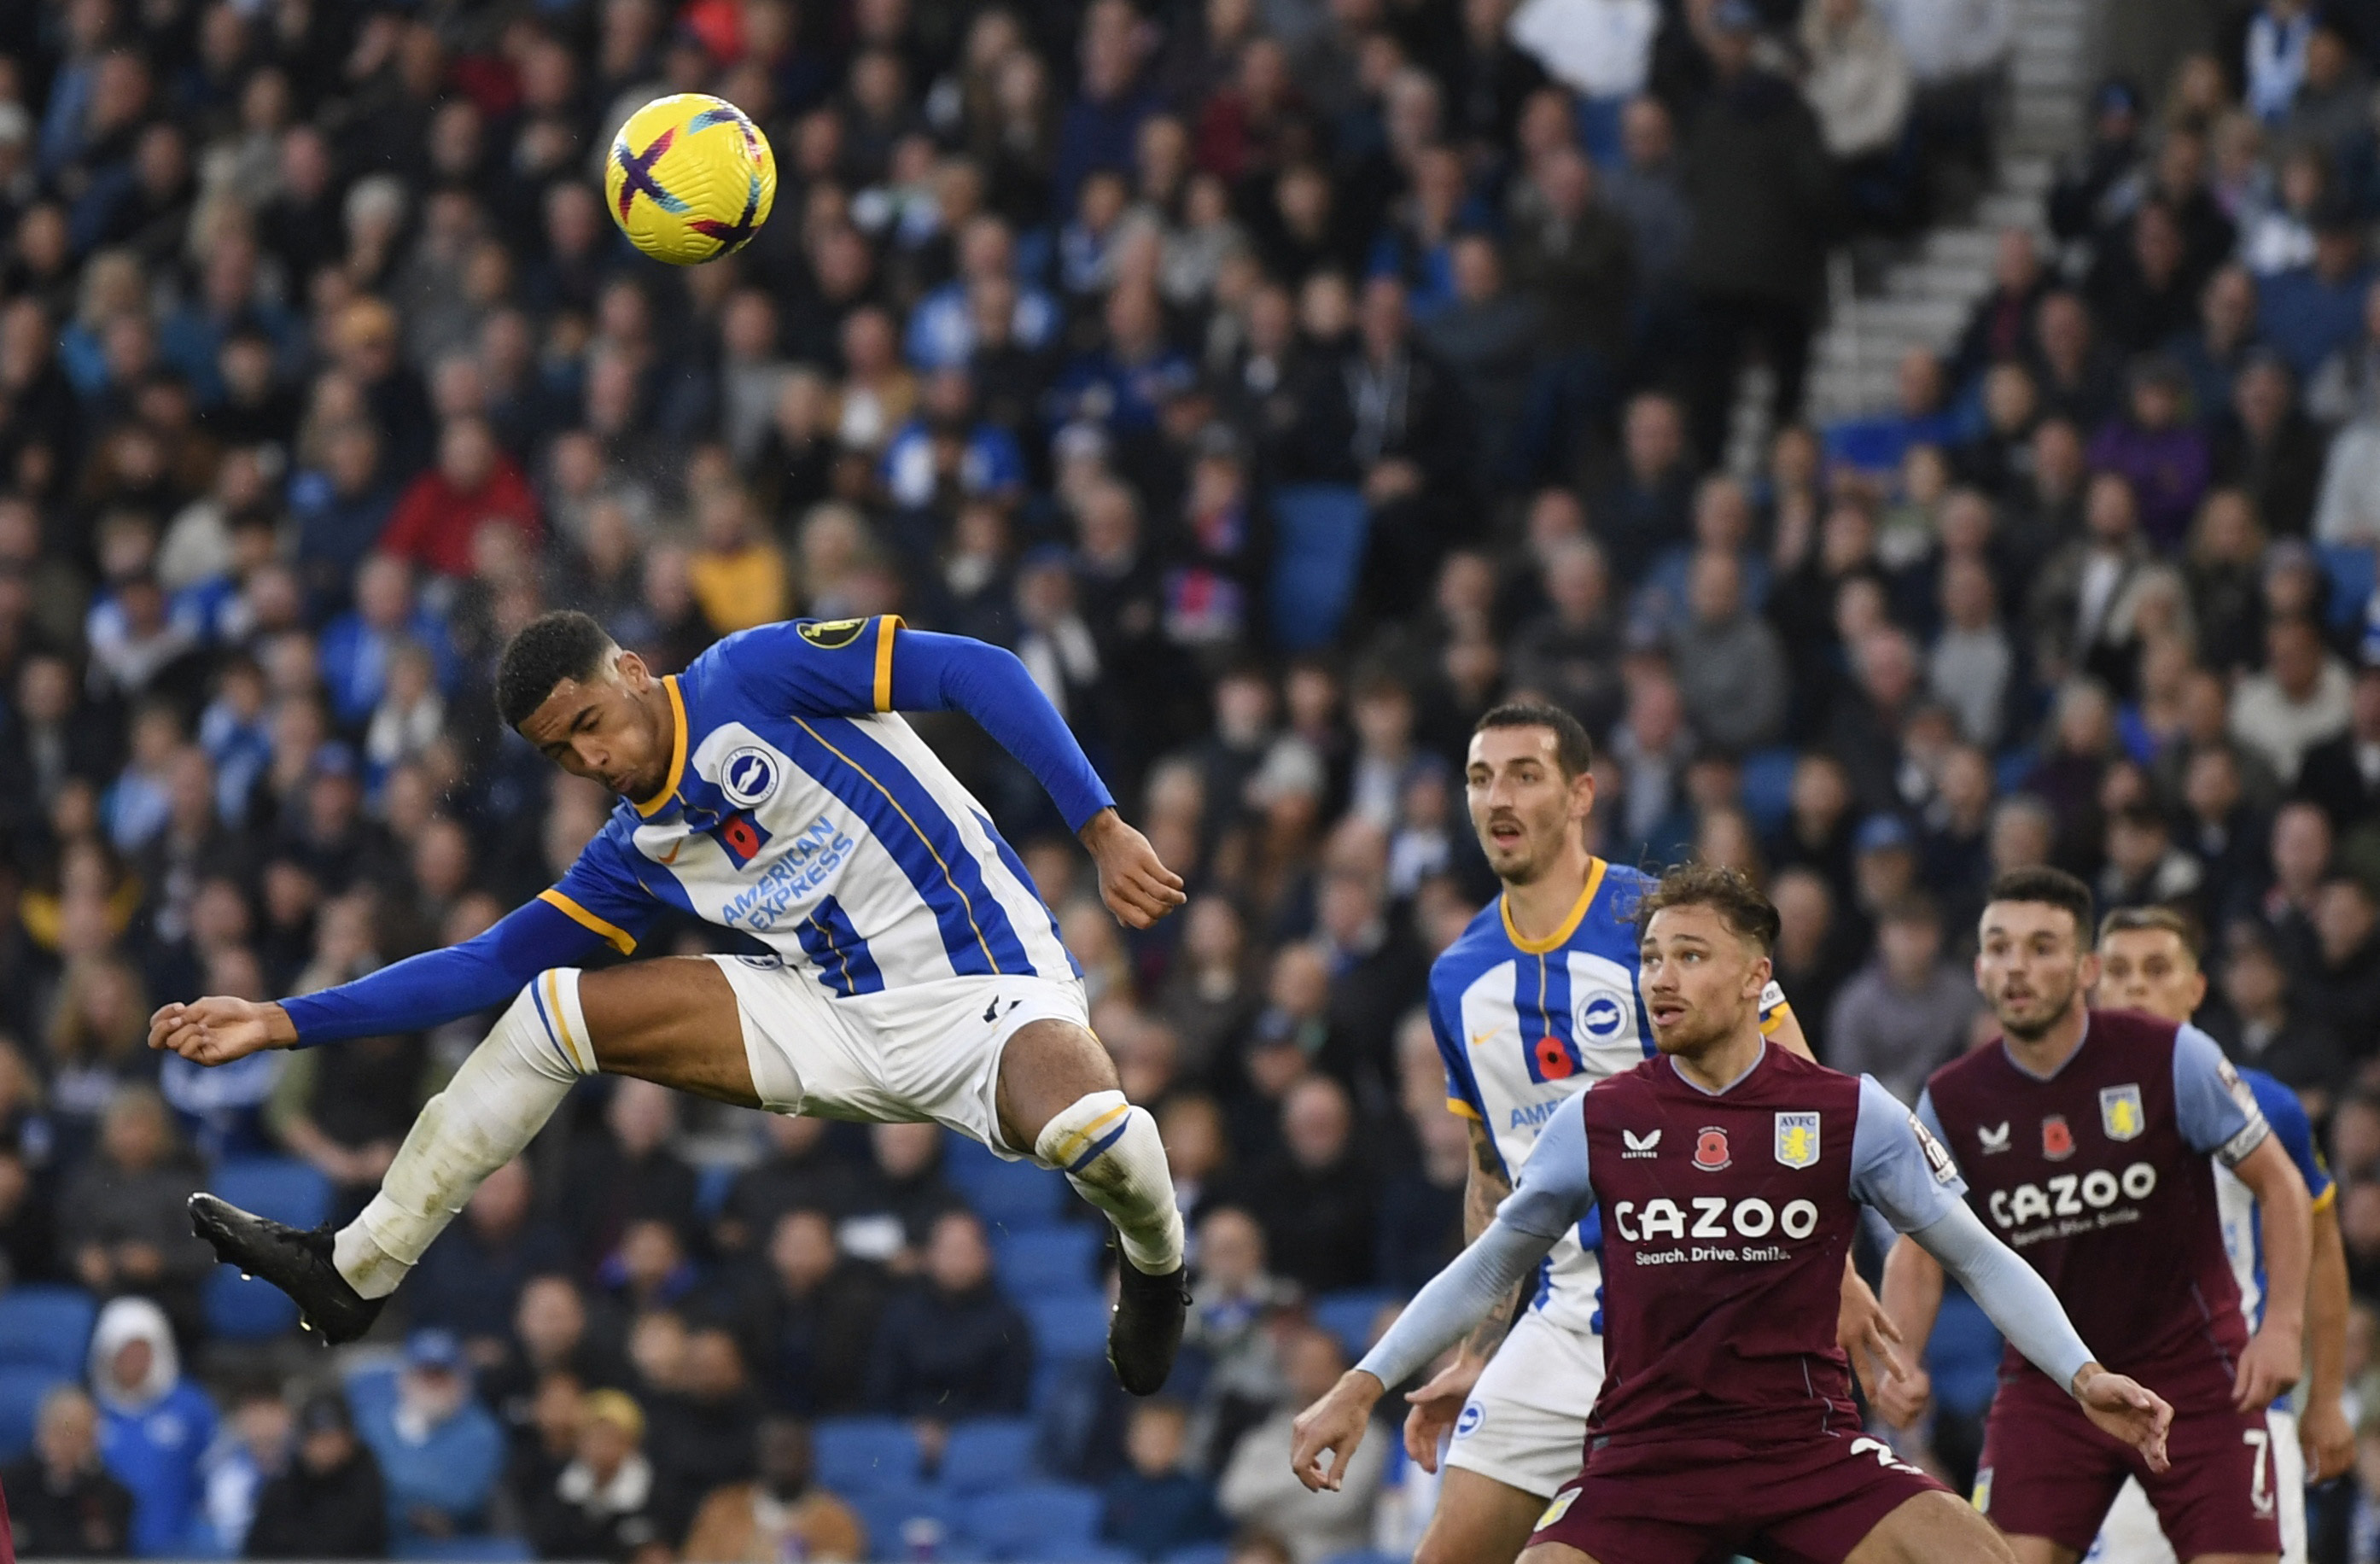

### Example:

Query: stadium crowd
xmin=0 ymin=0 xmax=2377 ymax=1557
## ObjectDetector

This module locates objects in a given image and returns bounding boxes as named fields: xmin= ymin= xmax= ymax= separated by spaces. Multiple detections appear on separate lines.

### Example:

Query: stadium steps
xmin=1754 ymin=0 xmax=2098 ymax=445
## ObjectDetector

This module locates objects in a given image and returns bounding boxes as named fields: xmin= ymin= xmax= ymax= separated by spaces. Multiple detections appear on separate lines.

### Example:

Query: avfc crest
xmin=1774 ymin=1112 xmax=1821 ymax=1170
xmin=2100 ymin=1083 xmax=2145 ymax=1142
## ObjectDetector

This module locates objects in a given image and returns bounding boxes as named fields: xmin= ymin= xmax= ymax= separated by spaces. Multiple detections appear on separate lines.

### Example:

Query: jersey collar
xmin=633 ymin=675 xmax=689 ymax=819
xmin=2000 ymin=1012 xmax=2091 ymax=1083
xmin=1499 ymin=857 xmax=1606 ymax=954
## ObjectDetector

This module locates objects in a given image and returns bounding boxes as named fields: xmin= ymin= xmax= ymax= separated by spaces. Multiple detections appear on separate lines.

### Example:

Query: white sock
xmin=1034 ymin=1090 xmax=1184 ymax=1276
xmin=331 ymin=969 xmax=592 ymax=1298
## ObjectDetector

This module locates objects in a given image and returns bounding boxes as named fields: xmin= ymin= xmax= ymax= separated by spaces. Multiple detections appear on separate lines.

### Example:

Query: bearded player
xmin=149 ymin=612 xmax=1192 ymax=1392
xmin=1881 ymin=869 xmax=2309 ymax=1564
xmin=2082 ymin=907 xmax=2348 ymax=1564
xmin=1290 ymin=865 xmax=2172 ymax=1564
xmin=1402 ymin=703 xmax=1897 ymax=1564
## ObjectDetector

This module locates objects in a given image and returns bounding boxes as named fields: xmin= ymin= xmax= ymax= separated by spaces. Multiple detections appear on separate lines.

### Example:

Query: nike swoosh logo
xmin=1469 ymin=1030 xmax=1496 ymax=1047
xmin=656 ymin=839 xmax=682 ymax=865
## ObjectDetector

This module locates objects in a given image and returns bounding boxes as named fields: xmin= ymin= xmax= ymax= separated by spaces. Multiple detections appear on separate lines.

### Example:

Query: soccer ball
xmin=604 ymin=93 xmax=778 ymax=266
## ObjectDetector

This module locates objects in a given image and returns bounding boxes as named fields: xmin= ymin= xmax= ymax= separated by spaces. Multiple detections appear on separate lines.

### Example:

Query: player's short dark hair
xmin=1984 ymin=866 xmax=2095 ymax=938
xmin=1634 ymin=863 xmax=1780 ymax=954
xmin=1473 ymin=701 xmax=1594 ymax=778
xmin=496 ymin=611 xmax=617 ymax=729
xmin=2097 ymin=904 xmax=2202 ymax=959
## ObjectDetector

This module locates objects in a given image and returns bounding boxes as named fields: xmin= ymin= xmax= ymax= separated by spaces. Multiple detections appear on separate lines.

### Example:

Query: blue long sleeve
xmin=890 ymin=627 xmax=1117 ymax=832
xmin=280 ymin=897 xmax=602 ymax=1046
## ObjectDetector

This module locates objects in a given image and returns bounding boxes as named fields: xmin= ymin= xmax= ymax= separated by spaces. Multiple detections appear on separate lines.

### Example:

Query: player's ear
xmin=614 ymin=647 xmax=650 ymax=690
xmin=2185 ymin=967 xmax=2208 ymax=1013
xmin=2077 ymin=948 xmax=2103 ymax=993
xmin=1747 ymin=951 xmax=1771 ymax=1000
xmin=1568 ymin=763 xmax=1595 ymax=820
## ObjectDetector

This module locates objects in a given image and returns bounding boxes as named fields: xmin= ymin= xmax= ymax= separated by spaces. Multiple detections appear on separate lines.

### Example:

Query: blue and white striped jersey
xmin=1426 ymin=859 xmax=1789 ymax=1339
xmin=542 ymin=615 xmax=1081 ymax=993
xmin=2215 ymin=1066 xmax=2333 ymax=1336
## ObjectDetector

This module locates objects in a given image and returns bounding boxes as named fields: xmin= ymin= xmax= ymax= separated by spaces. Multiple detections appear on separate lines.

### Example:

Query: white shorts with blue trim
xmin=711 ymin=954 xmax=1089 ymax=1158
xmin=2089 ymin=1406 xmax=2303 ymax=1564
xmin=1444 ymin=1304 xmax=1606 ymax=1500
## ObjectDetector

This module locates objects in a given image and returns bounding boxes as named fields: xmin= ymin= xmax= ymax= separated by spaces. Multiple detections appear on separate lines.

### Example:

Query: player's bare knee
xmin=997 ymin=1018 xmax=1118 ymax=1144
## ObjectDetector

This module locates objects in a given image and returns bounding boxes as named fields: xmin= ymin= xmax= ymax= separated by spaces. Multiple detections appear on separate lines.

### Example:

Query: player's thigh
xmin=576 ymin=956 xmax=761 ymax=1106
xmin=2004 ymin=1542 xmax=2085 ymax=1564
xmin=1516 ymin=1544 xmax=1599 ymax=1564
xmin=994 ymin=1013 xmax=1120 ymax=1148
xmin=1844 ymin=1490 xmax=2015 ymax=1564
xmin=1414 ymin=1467 xmax=1546 ymax=1564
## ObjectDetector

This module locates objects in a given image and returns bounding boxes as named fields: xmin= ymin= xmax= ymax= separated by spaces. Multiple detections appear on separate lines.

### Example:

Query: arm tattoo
xmin=1462 ymin=1116 xmax=1528 ymax=1359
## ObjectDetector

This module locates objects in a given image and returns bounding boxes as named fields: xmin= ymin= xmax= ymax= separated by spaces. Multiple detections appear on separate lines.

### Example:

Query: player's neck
xmin=1501 ymin=843 xmax=1599 ymax=942
xmin=2002 ymin=998 xmax=2090 ymax=1079
xmin=1669 ymin=1023 xmax=1767 ymax=1095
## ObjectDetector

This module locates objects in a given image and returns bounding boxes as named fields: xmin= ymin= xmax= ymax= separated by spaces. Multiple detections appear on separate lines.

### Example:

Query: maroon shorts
xmin=1976 ymin=1359 xmax=2281 ymax=1558
xmin=1529 ymin=1425 xmax=1950 ymax=1564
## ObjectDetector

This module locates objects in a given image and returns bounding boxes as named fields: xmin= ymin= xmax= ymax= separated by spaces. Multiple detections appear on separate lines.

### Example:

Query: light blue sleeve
xmin=1850 ymin=1077 xmax=1968 ymax=1234
xmin=1495 ymin=1091 xmax=1595 ymax=1240
xmin=2173 ymin=1023 xmax=2271 ymax=1166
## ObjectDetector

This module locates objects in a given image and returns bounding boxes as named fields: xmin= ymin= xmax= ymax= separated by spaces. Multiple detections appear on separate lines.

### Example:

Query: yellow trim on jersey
xmin=1445 ymin=1096 xmax=1482 ymax=1120
xmin=542 ymin=969 xmax=592 ymax=1073
xmin=873 ymin=615 xmax=905 ymax=711
xmin=1047 ymin=1102 xmax=1132 ymax=1168
xmin=538 ymin=890 xmax=637 ymax=955
xmin=633 ymin=676 xmax=689 ymax=818
xmin=790 ymin=716 xmax=1004 ymax=973
xmin=2312 ymin=1182 xmax=2338 ymax=1214
xmin=1501 ymin=857 xmax=1607 ymax=954
xmin=1760 ymin=1001 xmax=1795 ymax=1037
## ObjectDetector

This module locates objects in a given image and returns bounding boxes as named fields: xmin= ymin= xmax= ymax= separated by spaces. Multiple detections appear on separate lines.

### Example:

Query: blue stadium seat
xmin=1741 ymin=748 xmax=1799 ymax=832
xmin=209 ymin=1158 xmax=333 ymax=1227
xmin=342 ymin=1363 xmax=400 ymax=1424
xmin=1164 ymin=1546 xmax=1233 ymax=1564
xmin=693 ymin=1162 xmax=738 ymax=1222
xmin=0 ymin=1285 xmax=96 ymax=1377
xmin=940 ymin=1417 xmax=1039 ymax=1493
xmin=996 ymin=1225 xmax=1102 ymax=1294
xmin=2319 ymin=543 xmax=2376 ymax=630
xmin=394 ymin=1538 xmax=534 ymax=1561
xmin=1312 ymin=1289 xmax=1404 ymax=1361
xmin=0 ymin=1366 xmax=67 ymax=1461
xmin=1268 ymin=486 xmax=1369 ymax=652
xmin=853 ymin=1484 xmax=953 ymax=1560
xmin=960 ymin=1482 xmax=1103 ymax=1560
xmin=207 ymin=1267 xmax=300 ymax=1340
xmin=1025 ymin=1293 xmax=1109 ymax=1363
xmin=814 ymin=1416 xmax=921 ymax=1493
xmin=952 ymin=1155 xmax=1065 ymax=1232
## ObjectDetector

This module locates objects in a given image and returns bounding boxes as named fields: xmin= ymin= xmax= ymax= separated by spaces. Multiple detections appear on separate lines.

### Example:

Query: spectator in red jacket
xmin=378 ymin=416 xmax=541 ymax=578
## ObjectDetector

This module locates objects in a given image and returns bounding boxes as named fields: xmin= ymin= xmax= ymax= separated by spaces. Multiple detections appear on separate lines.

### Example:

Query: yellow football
xmin=603 ymin=93 xmax=777 ymax=266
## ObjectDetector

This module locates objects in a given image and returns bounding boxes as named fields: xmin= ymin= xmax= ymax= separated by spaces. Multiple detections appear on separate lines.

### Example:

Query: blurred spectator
xmin=525 ymin=1388 xmax=667 ymax=1563
xmin=646 ymin=1327 xmax=764 ymax=1533
xmin=356 ymin=1329 xmax=505 ymax=1543
xmin=731 ymin=1208 xmax=884 ymax=1418
xmin=1 ymin=1385 xmax=134 ymax=1558
xmin=408 ymin=1158 xmax=569 ymax=1355
xmin=864 ymin=1209 xmax=1031 ymax=1418
xmin=1216 ymin=1324 xmax=1383 ymax=1563
xmin=1103 ymin=1398 xmax=1228 ymax=1559
xmin=191 ymin=1386 xmax=290 ymax=1557
xmin=1823 ymin=895 xmax=1980 ymax=1104
xmin=378 ymin=417 xmax=540 ymax=580
xmin=1242 ymin=1074 xmax=1374 ymax=1295
xmin=90 ymin=1294 xmax=217 ymax=1556
xmin=2231 ymin=615 xmax=2353 ymax=785
xmin=60 ymin=1086 xmax=212 ymax=1339
xmin=244 ymin=1392 xmax=387 ymax=1561
xmin=680 ymin=1418 xmax=864 ymax=1563
xmin=564 ymin=1080 xmax=701 ymax=1273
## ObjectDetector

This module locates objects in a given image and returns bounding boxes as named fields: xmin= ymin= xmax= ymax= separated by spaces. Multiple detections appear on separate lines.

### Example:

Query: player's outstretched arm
xmin=1908 ymin=1201 xmax=2173 ymax=1472
xmin=149 ymin=896 xmax=604 ymax=1060
xmin=1875 ymin=1236 xmax=1943 ymax=1427
xmin=1402 ymin=1113 xmax=1524 ymax=1469
xmin=2228 ymin=1133 xmax=2312 ymax=1412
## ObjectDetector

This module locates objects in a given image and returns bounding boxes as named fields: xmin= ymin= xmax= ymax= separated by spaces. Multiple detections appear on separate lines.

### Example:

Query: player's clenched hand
xmin=1871 ymin=1362 xmax=1932 ymax=1429
xmin=2073 ymin=1365 xmax=2173 ymax=1474
xmin=1402 ymin=1351 xmax=1486 ymax=1472
xmin=2301 ymin=1393 xmax=2354 ymax=1482
xmin=2231 ymin=1326 xmax=2301 ymax=1413
xmin=148 ymin=996 xmax=295 ymax=1065
xmin=1291 ymin=1370 xmax=1383 ymax=1492
xmin=1080 ymin=809 xmax=1187 ymax=930
xmin=1837 ymin=1268 xmax=1908 ymax=1401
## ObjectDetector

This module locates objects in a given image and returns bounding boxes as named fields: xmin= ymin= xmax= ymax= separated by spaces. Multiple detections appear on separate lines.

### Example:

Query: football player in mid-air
xmin=2081 ymin=907 xmax=2346 ymax=1564
xmin=150 ymin=611 xmax=1192 ymax=1392
xmin=1291 ymin=864 xmax=2172 ymax=1564
xmin=1882 ymin=869 xmax=2309 ymax=1564
xmin=1401 ymin=702 xmax=1897 ymax=1564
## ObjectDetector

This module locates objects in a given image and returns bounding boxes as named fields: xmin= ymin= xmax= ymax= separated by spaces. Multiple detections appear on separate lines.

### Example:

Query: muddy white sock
xmin=331 ymin=969 xmax=592 ymax=1298
xmin=1035 ymin=1090 xmax=1184 ymax=1275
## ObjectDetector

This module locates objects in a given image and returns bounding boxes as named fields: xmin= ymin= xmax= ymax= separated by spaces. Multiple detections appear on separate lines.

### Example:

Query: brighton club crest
xmin=1774 ymin=1112 xmax=1821 ymax=1170
xmin=2100 ymin=1083 xmax=2145 ymax=1142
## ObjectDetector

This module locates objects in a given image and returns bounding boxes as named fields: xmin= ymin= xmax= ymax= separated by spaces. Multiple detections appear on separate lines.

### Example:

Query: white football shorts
xmin=711 ymin=954 xmax=1090 ymax=1160
xmin=1444 ymin=1305 xmax=1606 ymax=1500
xmin=2088 ymin=1406 xmax=2303 ymax=1564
